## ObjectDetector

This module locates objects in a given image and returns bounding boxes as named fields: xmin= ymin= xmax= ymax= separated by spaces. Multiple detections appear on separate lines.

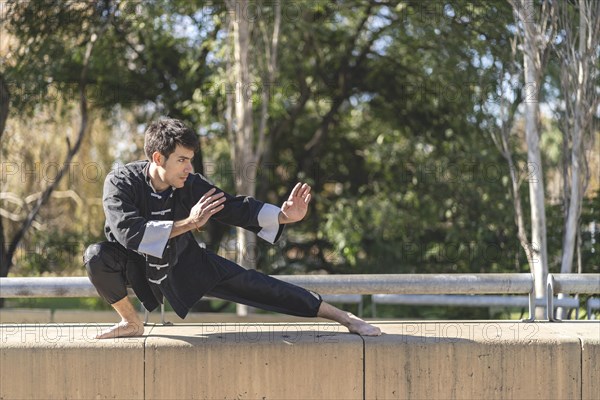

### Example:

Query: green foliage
xmin=2 ymin=0 xmax=598 ymax=320
xmin=6 ymin=297 xmax=111 ymax=311
xmin=12 ymin=229 xmax=102 ymax=277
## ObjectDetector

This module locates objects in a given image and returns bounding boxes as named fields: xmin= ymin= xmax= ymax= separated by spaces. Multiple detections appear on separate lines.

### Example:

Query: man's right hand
xmin=188 ymin=188 xmax=226 ymax=230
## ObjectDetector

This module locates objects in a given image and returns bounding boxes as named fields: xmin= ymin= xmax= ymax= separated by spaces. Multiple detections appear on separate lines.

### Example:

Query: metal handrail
xmin=547 ymin=273 xmax=600 ymax=321
xmin=0 ymin=274 xmax=535 ymax=297
xmin=0 ymin=277 xmax=95 ymax=298
xmin=277 ymin=273 xmax=535 ymax=295
xmin=0 ymin=273 xmax=537 ymax=321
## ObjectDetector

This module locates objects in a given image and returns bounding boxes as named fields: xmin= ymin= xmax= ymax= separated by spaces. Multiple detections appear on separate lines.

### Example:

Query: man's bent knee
xmin=83 ymin=242 xmax=128 ymax=304
xmin=83 ymin=243 xmax=102 ymax=275
xmin=83 ymin=242 xmax=125 ymax=277
xmin=84 ymin=243 xmax=106 ymax=276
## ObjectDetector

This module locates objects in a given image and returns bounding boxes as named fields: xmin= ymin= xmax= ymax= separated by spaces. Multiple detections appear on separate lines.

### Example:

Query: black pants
xmin=84 ymin=242 xmax=322 ymax=318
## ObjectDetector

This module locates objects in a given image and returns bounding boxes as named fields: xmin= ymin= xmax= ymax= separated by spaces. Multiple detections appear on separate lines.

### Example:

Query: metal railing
xmin=0 ymin=277 xmax=96 ymax=298
xmin=0 ymin=273 xmax=537 ymax=322
xmin=3 ymin=273 xmax=599 ymax=321
xmin=0 ymin=274 xmax=536 ymax=297
xmin=547 ymin=273 xmax=600 ymax=321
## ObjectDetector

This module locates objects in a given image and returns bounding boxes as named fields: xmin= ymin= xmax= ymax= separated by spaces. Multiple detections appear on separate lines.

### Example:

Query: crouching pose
xmin=84 ymin=118 xmax=381 ymax=339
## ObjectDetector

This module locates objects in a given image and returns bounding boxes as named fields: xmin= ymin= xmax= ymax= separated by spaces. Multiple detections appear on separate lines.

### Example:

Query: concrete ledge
xmin=1 ymin=324 xmax=145 ymax=399
xmin=1 ymin=321 xmax=598 ymax=400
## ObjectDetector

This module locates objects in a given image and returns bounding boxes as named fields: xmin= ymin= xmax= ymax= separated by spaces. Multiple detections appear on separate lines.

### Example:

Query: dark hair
xmin=144 ymin=118 xmax=199 ymax=160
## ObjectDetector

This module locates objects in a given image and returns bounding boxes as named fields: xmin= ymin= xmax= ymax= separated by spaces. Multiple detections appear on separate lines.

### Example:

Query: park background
xmin=0 ymin=0 xmax=598 ymax=320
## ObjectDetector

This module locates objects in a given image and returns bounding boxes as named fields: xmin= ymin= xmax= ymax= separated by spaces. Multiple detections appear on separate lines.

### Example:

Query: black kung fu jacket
xmin=102 ymin=160 xmax=284 ymax=318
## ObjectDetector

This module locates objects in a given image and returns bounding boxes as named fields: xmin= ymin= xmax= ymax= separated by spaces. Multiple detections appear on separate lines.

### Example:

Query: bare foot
xmin=95 ymin=321 xmax=145 ymax=339
xmin=345 ymin=313 xmax=382 ymax=336
xmin=316 ymin=301 xmax=382 ymax=336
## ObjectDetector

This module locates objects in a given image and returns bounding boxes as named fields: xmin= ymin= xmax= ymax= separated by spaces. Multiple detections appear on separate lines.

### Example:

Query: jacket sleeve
xmin=103 ymin=171 xmax=173 ymax=258
xmin=189 ymin=174 xmax=284 ymax=243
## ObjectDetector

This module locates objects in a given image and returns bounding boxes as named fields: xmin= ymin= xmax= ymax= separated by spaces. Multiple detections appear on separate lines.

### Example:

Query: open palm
xmin=280 ymin=183 xmax=312 ymax=223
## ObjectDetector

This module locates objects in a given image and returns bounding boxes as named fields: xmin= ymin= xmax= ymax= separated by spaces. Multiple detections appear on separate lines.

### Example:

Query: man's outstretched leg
xmin=95 ymin=296 xmax=145 ymax=339
xmin=317 ymin=301 xmax=381 ymax=336
xmin=205 ymin=257 xmax=382 ymax=336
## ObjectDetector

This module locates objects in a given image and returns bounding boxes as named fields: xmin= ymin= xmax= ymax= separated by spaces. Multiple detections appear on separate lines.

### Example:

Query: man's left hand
xmin=279 ymin=182 xmax=312 ymax=224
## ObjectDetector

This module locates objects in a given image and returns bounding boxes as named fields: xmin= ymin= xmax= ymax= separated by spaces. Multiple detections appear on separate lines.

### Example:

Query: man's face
xmin=154 ymin=145 xmax=195 ymax=189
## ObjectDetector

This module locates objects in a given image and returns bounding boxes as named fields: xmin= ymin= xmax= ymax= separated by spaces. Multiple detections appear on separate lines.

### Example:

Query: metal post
xmin=142 ymin=299 xmax=171 ymax=326
xmin=358 ymin=296 xmax=363 ymax=318
xmin=586 ymin=298 xmax=599 ymax=320
xmin=522 ymin=288 xmax=536 ymax=322
xmin=547 ymin=274 xmax=560 ymax=322
xmin=520 ymin=272 xmax=536 ymax=322
xmin=160 ymin=297 xmax=172 ymax=326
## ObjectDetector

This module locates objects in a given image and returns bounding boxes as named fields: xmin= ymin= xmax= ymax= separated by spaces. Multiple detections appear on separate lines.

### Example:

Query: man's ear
xmin=152 ymin=151 xmax=164 ymax=166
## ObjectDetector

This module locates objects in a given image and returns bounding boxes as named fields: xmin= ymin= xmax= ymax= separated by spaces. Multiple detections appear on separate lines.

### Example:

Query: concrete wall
xmin=1 ymin=321 xmax=598 ymax=399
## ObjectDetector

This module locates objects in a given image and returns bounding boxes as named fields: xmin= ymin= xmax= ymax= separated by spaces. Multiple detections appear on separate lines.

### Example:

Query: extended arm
xmin=179 ymin=176 xmax=313 ymax=242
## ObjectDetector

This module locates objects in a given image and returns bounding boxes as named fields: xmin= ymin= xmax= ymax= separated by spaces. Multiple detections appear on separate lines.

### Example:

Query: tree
xmin=487 ymin=33 xmax=536 ymax=275
xmin=220 ymin=0 xmax=281 ymax=314
xmin=507 ymin=0 xmax=557 ymax=316
xmin=0 ymin=0 xmax=223 ymax=277
xmin=0 ymin=1 xmax=109 ymax=279
xmin=553 ymin=0 xmax=600 ymax=318
xmin=1 ymin=0 xmax=594 ymax=321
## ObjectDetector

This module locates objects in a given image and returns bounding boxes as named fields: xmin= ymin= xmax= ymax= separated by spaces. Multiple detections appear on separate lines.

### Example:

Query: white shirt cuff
xmin=138 ymin=220 xmax=173 ymax=258
xmin=257 ymin=203 xmax=282 ymax=244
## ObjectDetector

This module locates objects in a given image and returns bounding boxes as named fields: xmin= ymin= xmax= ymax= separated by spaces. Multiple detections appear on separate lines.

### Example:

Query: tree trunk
xmin=0 ymin=73 xmax=11 ymax=284
xmin=230 ymin=0 xmax=253 ymax=316
xmin=0 ymin=74 xmax=9 ymax=142
xmin=230 ymin=1 xmax=256 ymax=265
xmin=510 ymin=0 xmax=554 ymax=318
xmin=560 ymin=122 xmax=582 ymax=273
xmin=555 ymin=0 xmax=600 ymax=318
xmin=227 ymin=0 xmax=281 ymax=315
xmin=523 ymin=55 xmax=549 ymax=317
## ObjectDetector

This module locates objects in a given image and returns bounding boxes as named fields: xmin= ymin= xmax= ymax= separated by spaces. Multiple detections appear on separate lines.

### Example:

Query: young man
xmin=84 ymin=118 xmax=381 ymax=339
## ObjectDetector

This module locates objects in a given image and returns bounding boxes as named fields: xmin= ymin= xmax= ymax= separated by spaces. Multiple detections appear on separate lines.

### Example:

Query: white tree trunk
xmin=511 ymin=0 xmax=553 ymax=318
xmin=560 ymin=124 xmax=582 ymax=275
xmin=523 ymin=58 xmax=549 ymax=318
